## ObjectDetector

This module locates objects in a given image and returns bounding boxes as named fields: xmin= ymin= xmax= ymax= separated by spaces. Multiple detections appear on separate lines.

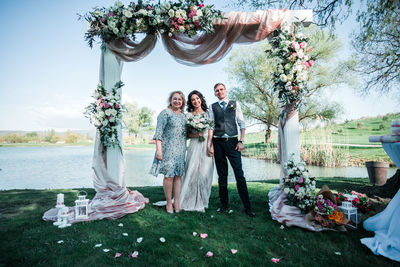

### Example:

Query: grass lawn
xmin=0 ymin=178 xmax=395 ymax=266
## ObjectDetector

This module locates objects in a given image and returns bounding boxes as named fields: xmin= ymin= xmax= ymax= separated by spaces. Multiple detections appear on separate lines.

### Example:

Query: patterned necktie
xmin=221 ymin=101 xmax=226 ymax=111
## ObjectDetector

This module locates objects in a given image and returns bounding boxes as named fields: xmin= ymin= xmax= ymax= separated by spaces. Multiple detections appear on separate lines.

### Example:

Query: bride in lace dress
xmin=180 ymin=90 xmax=214 ymax=212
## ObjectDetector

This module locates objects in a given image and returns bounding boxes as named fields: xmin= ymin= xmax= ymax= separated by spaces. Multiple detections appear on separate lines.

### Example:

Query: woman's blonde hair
xmin=168 ymin=91 xmax=186 ymax=112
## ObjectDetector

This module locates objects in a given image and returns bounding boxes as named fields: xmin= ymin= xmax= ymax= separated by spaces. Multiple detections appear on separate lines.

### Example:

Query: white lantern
xmin=75 ymin=191 xmax=89 ymax=220
xmin=338 ymin=201 xmax=360 ymax=225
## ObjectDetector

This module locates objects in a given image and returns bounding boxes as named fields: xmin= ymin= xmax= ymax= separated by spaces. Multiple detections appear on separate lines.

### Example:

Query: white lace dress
xmin=179 ymin=113 xmax=214 ymax=212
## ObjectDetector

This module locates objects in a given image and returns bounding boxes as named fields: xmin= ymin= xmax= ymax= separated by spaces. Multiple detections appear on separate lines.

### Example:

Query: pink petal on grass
xmin=200 ymin=233 xmax=208 ymax=239
xmin=114 ymin=253 xmax=122 ymax=258
xmin=193 ymin=232 xmax=198 ymax=236
xmin=131 ymin=251 xmax=139 ymax=258
xmin=206 ymin=251 xmax=213 ymax=257
xmin=271 ymin=258 xmax=280 ymax=263
xmin=231 ymin=249 xmax=238 ymax=254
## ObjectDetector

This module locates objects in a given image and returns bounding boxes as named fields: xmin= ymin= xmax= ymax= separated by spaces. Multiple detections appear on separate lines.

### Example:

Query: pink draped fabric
xmin=43 ymin=137 xmax=149 ymax=224
xmin=106 ymin=10 xmax=287 ymax=64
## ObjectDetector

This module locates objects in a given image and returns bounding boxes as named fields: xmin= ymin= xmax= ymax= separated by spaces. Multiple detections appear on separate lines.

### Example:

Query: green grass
xmin=0 ymin=179 xmax=395 ymax=266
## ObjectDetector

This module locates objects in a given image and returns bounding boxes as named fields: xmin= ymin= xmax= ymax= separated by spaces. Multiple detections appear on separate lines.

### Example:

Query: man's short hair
xmin=213 ymin=83 xmax=226 ymax=91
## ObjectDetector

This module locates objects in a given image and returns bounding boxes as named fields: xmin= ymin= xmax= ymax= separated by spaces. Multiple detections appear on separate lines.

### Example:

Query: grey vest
xmin=212 ymin=101 xmax=238 ymax=137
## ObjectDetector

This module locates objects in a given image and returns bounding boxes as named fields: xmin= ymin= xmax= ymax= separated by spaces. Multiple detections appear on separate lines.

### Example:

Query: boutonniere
xmin=229 ymin=103 xmax=236 ymax=111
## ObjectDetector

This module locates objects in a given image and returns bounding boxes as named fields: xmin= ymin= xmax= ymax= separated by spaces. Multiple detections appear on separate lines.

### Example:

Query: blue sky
xmin=0 ymin=0 xmax=398 ymax=132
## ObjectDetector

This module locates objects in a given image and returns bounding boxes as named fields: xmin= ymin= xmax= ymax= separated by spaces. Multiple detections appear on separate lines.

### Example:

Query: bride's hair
xmin=187 ymin=90 xmax=207 ymax=112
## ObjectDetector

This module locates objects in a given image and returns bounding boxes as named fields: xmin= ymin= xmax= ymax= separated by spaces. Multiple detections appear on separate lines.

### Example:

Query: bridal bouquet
xmin=313 ymin=187 xmax=348 ymax=228
xmin=186 ymin=113 xmax=213 ymax=142
xmin=283 ymin=159 xmax=316 ymax=213
xmin=84 ymin=81 xmax=124 ymax=151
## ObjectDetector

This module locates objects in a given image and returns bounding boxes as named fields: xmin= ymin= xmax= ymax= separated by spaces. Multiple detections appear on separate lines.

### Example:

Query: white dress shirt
xmin=208 ymin=99 xmax=246 ymax=138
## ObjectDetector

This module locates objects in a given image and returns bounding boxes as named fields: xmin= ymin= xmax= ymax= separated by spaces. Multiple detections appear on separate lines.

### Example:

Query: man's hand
xmin=235 ymin=141 xmax=244 ymax=152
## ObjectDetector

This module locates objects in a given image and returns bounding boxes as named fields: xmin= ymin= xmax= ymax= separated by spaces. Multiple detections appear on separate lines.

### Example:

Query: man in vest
xmin=207 ymin=83 xmax=255 ymax=217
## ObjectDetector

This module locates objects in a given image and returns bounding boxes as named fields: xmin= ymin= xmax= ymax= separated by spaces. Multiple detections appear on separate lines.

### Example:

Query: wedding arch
xmin=46 ymin=0 xmax=313 ymax=223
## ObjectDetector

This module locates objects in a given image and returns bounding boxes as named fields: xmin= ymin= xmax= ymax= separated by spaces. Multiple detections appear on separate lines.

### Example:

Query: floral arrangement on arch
xmin=84 ymin=81 xmax=125 ymax=151
xmin=79 ymin=0 xmax=222 ymax=47
xmin=267 ymin=26 xmax=315 ymax=108
xmin=336 ymin=191 xmax=372 ymax=213
xmin=283 ymin=159 xmax=316 ymax=213
xmin=186 ymin=113 xmax=213 ymax=142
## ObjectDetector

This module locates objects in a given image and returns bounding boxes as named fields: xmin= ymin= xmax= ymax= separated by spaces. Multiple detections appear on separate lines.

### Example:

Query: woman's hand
xmin=156 ymin=150 xmax=162 ymax=161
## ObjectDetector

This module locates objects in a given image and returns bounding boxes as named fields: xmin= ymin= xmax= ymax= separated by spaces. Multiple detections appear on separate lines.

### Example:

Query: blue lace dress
xmin=150 ymin=108 xmax=186 ymax=177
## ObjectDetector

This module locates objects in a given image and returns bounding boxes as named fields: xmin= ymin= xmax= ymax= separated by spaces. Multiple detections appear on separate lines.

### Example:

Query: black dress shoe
xmin=217 ymin=207 xmax=228 ymax=213
xmin=245 ymin=209 xmax=256 ymax=217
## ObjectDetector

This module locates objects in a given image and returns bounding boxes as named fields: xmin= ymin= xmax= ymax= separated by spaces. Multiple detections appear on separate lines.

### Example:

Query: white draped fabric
xmin=268 ymin=107 xmax=324 ymax=231
xmin=361 ymin=143 xmax=400 ymax=261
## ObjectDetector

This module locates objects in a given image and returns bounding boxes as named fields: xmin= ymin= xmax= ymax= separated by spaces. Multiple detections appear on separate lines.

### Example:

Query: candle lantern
xmin=53 ymin=193 xmax=65 ymax=226
xmin=58 ymin=206 xmax=71 ymax=228
xmin=75 ymin=191 xmax=89 ymax=220
xmin=338 ymin=201 xmax=360 ymax=225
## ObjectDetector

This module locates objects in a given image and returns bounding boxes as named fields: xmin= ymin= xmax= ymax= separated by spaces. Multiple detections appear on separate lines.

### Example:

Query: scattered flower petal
xmin=118 ymin=223 xmax=123 ymax=227
xmin=334 ymin=252 xmax=341 ymax=255
xmin=115 ymin=253 xmax=122 ymax=258
xmin=193 ymin=232 xmax=198 ymax=236
xmin=199 ymin=246 xmax=203 ymax=250
xmin=137 ymin=237 xmax=143 ymax=243
xmin=122 ymin=233 xmax=128 ymax=236
xmin=57 ymin=240 xmax=64 ymax=244
xmin=206 ymin=251 xmax=213 ymax=257
xmin=200 ymin=233 xmax=208 ymax=239
xmin=231 ymin=249 xmax=238 ymax=254
xmin=210 ymin=215 xmax=214 ymax=218
xmin=94 ymin=244 xmax=102 ymax=248
xmin=159 ymin=237 xmax=166 ymax=243
xmin=131 ymin=251 xmax=139 ymax=258
xmin=228 ymin=210 xmax=234 ymax=214
xmin=271 ymin=258 xmax=280 ymax=263
xmin=280 ymin=225 xmax=285 ymax=229
xmin=103 ymin=249 xmax=110 ymax=252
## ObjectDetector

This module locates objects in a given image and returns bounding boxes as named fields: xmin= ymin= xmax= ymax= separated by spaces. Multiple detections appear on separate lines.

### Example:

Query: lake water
xmin=0 ymin=146 xmax=397 ymax=190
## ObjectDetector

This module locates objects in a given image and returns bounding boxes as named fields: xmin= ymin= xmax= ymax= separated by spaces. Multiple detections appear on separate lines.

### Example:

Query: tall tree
xmin=123 ymin=102 xmax=154 ymax=142
xmin=226 ymin=26 xmax=348 ymax=144
xmin=231 ymin=0 xmax=400 ymax=98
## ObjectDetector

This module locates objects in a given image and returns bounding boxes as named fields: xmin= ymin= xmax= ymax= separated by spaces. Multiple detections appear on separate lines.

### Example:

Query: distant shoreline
xmin=0 ymin=142 xmax=155 ymax=150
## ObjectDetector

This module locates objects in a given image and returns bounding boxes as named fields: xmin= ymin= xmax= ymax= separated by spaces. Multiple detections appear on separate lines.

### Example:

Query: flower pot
xmin=365 ymin=161 xmax=389 ymax=186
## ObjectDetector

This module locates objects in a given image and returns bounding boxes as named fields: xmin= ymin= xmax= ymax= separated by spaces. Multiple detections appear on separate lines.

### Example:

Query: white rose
xmin=113 ymin=28 xmax=119 ymax=34
xmin=111 ymin=109 xmax=117 ymax=116
xmin=123 ymin=10 xmax=133 ymax=18
xmin=179 ymin=25 xmax=185 ymax=32
xmin=197 ymin=9 xmax=203 ymax=16
xmin=168 ymin=32 xmax=173 ymax=37
xmin=297 ymin=50 xmax=304 ymax=58
xmin=102 ymin=120 xmax=108 ymax=126
xmin=290 ymin=189 xmax=295 ymax=194
xmin=109 ymin=117 xmax=116 ymax=122
xmin=168 ymin=9 xmax=175 ymax=17
xmin=284 ymin=187 xmax=290 ymax=194
xmin=193 ymin=15 xmax=199 ymax=21
xmin=105 ymin=109 xmax=112 ymax=116
xmin=280 ymin=74 xmax=287 ymax=82
xmin=109 ymin=21 xmax=116 ymax=28
xmin=165 ymin=3 xmax=171 ymax=9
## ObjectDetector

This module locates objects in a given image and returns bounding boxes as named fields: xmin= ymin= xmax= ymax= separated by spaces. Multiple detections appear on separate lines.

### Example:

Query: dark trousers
xmin=213 ymin=138 xmax=252 ymax=211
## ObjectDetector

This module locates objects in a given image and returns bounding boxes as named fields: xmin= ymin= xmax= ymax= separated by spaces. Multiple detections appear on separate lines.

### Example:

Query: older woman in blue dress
xmin=150 ymin=91 xmax=186 ymax=213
